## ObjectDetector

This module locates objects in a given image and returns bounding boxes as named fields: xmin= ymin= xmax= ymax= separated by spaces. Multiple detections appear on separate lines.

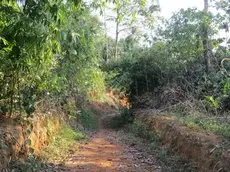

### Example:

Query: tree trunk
xmin=144 ymin=63 xmax=149 ymax=92
xmin=103 ymin=8 xmax=109 ymax=63
xmin=202 ymin=0 xmax=212 ymax=73
xmin=135 ymin=77 xmax=139 ymax=96
xmin=115 ymin=8 xmax=119 ymax=60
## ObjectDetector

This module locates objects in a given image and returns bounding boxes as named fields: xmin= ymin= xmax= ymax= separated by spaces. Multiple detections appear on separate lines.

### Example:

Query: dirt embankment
xmin=134 ymin=109 xmax=230 ymax=172
xmin=0 ymin=114 xmax=62 ymax=169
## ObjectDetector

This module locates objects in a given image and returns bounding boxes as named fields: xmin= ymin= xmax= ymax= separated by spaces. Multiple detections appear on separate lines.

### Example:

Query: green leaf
xmin=0 ymin=37 xmax=8 ymax=45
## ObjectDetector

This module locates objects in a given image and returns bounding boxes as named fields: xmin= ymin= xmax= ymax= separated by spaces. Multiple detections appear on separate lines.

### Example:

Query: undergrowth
xmin=121 ymin=120 xmax=198 ymax=172
xmin=107 ymin=108 xmax=133 ymax=129
xmin=40 ymin=125 xmax=86 ymax=162
xmin=8 ymin=155 xmax=42 ymax=172
xmin=79 ymin=109 xmax=98 ymax=130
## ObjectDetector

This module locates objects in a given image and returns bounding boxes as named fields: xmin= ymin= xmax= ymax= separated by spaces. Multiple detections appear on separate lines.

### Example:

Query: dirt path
xmin=44 ymin=129 xmax=161 ymax=172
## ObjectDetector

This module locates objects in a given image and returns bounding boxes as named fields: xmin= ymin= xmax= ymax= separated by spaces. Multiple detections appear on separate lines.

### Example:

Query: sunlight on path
xmin=65 ymin=130 xmax=123 ymax=171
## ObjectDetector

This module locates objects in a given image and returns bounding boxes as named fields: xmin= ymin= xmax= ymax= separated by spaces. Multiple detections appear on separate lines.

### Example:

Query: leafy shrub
xmin=220 ymin=79 xmax=230 ymax=110
xmin=203 ymin=77 xmax=230 ymax=112
xmin=108 ymin=108 xmax=133 ymax=129
xmin=79 ymin=110 xmax=98 ymax=130
xmin=223 ymin=79 xmax=230 ymax=95
xmin=9 ymin=155 xmax=42 ymax=172
xmin=127 ymin=120 xmax=150 ymax=139
xmin=127 ymin=120 xmax=158 ymax=141
xmin=0 ymin=1 xmax=106 ymax=117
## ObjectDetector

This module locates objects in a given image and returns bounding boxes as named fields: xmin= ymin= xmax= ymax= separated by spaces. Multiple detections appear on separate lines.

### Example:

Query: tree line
xmin=0 ymin=0 xmax=229 ymax=118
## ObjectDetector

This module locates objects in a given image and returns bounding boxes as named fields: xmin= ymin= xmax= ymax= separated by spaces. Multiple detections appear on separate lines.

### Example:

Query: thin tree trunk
xmin=144 ymin=63 xmax=149 ymax=92
xmin=103 ymin=8 xmax=109 ymax=63
xmin=135 ymin=77 xmax=138 ymax=96
xmin=17 ymin=71 xmax=22 ymax=116
xmin=202 ymin=0 xmax=212 ymax=73
xmin=10 ymin=72 xmax=16 ymax=117
xmin=115 ymin=8 xmax=119 ymax=60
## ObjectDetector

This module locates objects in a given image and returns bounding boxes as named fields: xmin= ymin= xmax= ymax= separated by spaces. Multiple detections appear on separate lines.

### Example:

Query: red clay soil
xmin=134 ymin=109 xmax=230 ymax=172
xmin=0 ymin=115 xmax=61 ymax=169
xmin=43 ymin=129 xmax=161 ymax=172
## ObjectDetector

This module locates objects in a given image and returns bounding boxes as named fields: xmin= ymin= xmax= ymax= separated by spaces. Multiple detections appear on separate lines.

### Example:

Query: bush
xmin=127 ymin=120 xmax=158 ymax=141
xmin=108 ymin=108 xmax=133 ymax=129
xmin=79 ymin=110 xmax=98 ymax=130
xmin=9 ymin=155 xmax=42 ymax=172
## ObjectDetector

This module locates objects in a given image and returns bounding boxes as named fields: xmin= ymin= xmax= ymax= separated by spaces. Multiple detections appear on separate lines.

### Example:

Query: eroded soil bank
xmin=134 ymin=109 xmax=230 ymax=172
xmin=0 ymin=114 xmax=62 ymax=169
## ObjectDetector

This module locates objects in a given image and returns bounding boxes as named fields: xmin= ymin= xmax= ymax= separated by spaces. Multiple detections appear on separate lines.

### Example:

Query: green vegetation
xmin=175 ymin=115 xmax=230 ymax=139
xmin=79 ymin=110 xmax=98 ymax=130
xmin=126 ymin=120 xmax=158 ymax=141
xmin=103 ymin=2 xmax=230 ymax=115
xmin=1 ymin=0 xmax=228 ymax=129
xmin=0 ymin=0 xmax=106 ymax=118
xmin=9 ymin=155 xmax=42 ymax=172
xmin=41 ymin=125 xmax=86 ymax=162
xmin=107 ymin=108 xmax=133 ymax=129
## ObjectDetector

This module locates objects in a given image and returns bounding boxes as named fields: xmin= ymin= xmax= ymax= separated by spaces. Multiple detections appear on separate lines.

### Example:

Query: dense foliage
xmin=0 ymin=0 xmax=105 ymax=117
xmin=103 ymin=4 xmax=230 ymax=113
xmin=0 ymin=0 xmax=229 ymax=117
